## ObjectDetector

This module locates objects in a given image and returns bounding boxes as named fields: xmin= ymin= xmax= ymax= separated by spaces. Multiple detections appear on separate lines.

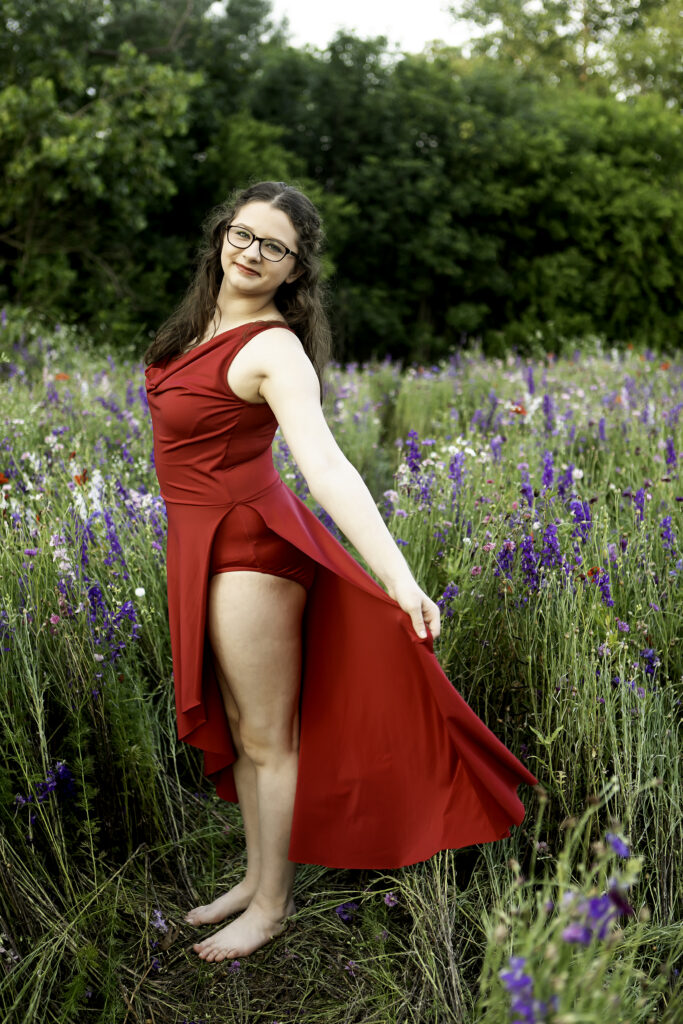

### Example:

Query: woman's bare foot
xmin=193 ymin=896 xmax=296 ymax=962
xmin=185 ymin=877 xmax=258 ymax=926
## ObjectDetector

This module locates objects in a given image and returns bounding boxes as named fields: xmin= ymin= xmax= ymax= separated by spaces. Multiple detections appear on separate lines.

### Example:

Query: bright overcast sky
xmin=267 ymin=0 xmax=473 ymax=54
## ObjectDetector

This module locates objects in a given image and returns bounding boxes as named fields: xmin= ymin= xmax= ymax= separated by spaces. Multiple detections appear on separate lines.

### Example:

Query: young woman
xmin=144 ymin=181 xmax=537 ymax=964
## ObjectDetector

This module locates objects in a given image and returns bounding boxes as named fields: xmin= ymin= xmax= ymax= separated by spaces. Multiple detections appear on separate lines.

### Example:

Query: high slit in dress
xmin=144 ymin=319 xmax=538 ymax=869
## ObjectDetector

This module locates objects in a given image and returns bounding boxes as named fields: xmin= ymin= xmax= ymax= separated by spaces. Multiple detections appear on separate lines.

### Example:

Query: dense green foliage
xmin=1 ymin=0 xmax=681 ymax=360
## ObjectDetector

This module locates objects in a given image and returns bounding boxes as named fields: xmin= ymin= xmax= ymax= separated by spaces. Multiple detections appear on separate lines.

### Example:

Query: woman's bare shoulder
xmin=239 ymin=325 xmax=311 ymax=374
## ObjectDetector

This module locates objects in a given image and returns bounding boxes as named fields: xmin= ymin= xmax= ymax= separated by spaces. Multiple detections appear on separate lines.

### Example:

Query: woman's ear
xmin=285 ymin=266 xmax=304 ymax=285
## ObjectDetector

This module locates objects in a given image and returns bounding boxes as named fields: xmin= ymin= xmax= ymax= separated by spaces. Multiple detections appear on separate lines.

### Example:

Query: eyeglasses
xmin=226 ymin=225 xmax=298 ymax=263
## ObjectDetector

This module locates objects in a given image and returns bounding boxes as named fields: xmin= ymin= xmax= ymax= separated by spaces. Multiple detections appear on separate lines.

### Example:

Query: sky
xmin=267 ymin=0 xmax=474 ymax=54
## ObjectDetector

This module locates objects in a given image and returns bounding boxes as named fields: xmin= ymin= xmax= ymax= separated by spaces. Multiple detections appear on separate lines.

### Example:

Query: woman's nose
xmin=242 ymin=238 xmax=261 ymax=259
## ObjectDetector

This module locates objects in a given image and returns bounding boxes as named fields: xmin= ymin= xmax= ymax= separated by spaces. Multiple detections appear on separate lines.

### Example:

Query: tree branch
xmin=87 ymin=0 xmax=196 ymax=60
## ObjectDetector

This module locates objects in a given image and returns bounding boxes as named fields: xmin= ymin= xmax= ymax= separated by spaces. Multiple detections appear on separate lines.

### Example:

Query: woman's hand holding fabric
xmin=386 ymin=577 xmax=441 ymax=641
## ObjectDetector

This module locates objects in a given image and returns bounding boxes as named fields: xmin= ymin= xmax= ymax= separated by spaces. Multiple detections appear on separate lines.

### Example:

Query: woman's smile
xmin=235 ymin=262 xmax=260 ymax=277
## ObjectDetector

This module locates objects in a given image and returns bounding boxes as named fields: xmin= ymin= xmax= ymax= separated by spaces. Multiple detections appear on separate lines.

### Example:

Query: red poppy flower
xmin=0 ymin=471 xmax=9 ymax=485
xmin=660 ymin=361 xmax=670 ymax=371
xmin=511 ymin=404 xmax=527 ymax=415
xmin=55 ymin=372 xmax=70 ymax=381
xmin=74 ymin=469 xmax=88 ymax=485
xmin=587 ymin=566 xmax=600 ymax=578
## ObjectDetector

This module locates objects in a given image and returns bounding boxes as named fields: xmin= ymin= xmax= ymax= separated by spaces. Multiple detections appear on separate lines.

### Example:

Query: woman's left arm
xmin=255 ymin=329 xmax=440 ymax=640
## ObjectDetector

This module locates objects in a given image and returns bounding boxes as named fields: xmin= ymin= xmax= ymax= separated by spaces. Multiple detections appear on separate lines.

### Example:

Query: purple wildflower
xmin=585 ymin=894 xmax=623 ymax=939
xmin=557 ymin=464 xmax=575 ymax=501
xmin=494 ymin=539 xmax=516 ymax=580
xmin=633 ymin=488 xmax=646 ymax=523
xmin=562 ymin=881 xmax=634 ymax=947
xmin=570 ymin=499 xmax=592 ymax=543
xmin=606 ymin=833 xmax=630 ymax=859
xmin=665 ymin=437 xmax=677 ymax=467
xmin=448 ymin=450 xmax=466 ymax=495
xmin=592 ymin=568 xmax=614 ymax=607
xmin=561 ymin=921 xmax=593 ymax=945
xmin=616 ymin=619 xmax=629 ymax=632
xmin=540 ymin=523 xmax=563 ymax=570
xmin=405 ymin=430 xmax=421 ymax=472
xmin=639 ymin=648 xmax=660 ymax=677
xmin=542 ymin=393 xmax=554 ymax=435
xmin=335 ymin=901 xmax=359 ymax=923
xmin=103 ymin=508 xmax=128 ymax=579
xmin=436 ymin=582 xmax=459 ymax=618
xmin=541 ymin=451 xmax=554 ymax=492
xmin=519 ymin=535 xmax=539 ymax=591
xmin=519 ymin=464 xmax=534 ymax=509
xmin=112 ymin=600 xmax=142 ymax=641
xmin=499 ymin=956 xmax=554 ymax=1024
xmin=36 ymin=761 xmax=75 ymax=803
xmin=151 ymin=909 xmax=168 ymax=933
xmin=607 ymin=881 xmax=636 ymax=917
xmin=384 ymin=892 xmax=398 ymax=907
xmin=499 ymin=956 xmax=533 ymax=993
xmin=598 ymin=417 xmax=606 ymax=442
xmin=660 ymin=516 xmax=676 ymax=551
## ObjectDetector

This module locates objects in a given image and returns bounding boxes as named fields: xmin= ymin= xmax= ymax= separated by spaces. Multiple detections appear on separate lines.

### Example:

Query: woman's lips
xmin=235 ymin=263 xmax=259 ymax=276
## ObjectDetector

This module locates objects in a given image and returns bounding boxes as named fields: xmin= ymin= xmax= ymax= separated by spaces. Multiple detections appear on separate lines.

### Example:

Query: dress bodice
xmin=144 ymin=321 xmax=294 ymax=505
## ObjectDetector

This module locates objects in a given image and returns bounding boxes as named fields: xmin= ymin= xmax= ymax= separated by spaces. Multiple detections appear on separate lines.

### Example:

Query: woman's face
xmin=220 ymin=200 xmax=301 ymax=297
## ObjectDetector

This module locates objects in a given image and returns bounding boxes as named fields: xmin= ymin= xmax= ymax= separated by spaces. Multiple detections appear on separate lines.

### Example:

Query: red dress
xmin=144 ymin=320 xmax=538 ymax=869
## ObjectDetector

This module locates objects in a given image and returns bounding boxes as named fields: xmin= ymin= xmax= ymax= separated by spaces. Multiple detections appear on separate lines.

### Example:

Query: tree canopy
xmin=1 ymin=0 xmax=681 ymax=358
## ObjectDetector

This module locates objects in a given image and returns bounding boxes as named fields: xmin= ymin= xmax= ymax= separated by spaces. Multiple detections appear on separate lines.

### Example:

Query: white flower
xmin=134 ymin=587 xmax=146 ymax=598
xmin=463 ymin=537 xmax=472 ymax=546
xmin=72 ymin=491 xmax=88 ymax=521
xmin=572 ymin=468 xmax=584 ymax=480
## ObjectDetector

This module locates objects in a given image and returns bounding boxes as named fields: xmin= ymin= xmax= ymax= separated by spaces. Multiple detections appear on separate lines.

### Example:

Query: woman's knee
xmin=239 ymin=719 xmax=300 ymax=766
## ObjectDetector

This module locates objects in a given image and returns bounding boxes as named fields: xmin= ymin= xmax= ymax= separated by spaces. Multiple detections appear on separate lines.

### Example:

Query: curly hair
xmin=143 ymin=181 xmax=332 ymax=390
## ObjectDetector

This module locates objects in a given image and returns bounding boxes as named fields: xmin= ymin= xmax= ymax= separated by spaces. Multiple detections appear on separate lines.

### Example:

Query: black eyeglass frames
xmin=226 ymin=225 xmax=298 ymax=262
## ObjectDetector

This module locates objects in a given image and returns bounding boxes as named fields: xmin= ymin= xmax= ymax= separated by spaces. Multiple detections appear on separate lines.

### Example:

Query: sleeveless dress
xmin=144 ymin=320 xmax=538 ymax=869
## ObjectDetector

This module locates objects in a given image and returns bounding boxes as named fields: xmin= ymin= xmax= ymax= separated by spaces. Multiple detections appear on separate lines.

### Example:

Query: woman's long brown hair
xmin=143 ymin=181 xmax=332 ymax=391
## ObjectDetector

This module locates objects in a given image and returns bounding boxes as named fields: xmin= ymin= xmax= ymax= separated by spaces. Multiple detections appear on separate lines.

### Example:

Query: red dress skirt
xmin=145 ymin=320 xmax=538 ymax=869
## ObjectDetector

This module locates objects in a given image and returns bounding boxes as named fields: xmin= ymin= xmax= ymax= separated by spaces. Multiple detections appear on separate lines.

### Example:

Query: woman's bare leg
xmin=184 ymin=656 xmax=261 ymax=924
xmin=189 ymin=570 xmax=306 ymax=961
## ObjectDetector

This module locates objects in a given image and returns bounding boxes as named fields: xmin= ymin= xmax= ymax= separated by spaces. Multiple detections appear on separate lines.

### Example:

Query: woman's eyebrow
xmin=233 ymin=222 xmax=289 ymax=246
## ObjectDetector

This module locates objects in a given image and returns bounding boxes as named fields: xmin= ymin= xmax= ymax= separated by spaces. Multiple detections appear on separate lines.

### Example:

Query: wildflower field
xmin=0 ymin=308 xmax=681 ymax=1023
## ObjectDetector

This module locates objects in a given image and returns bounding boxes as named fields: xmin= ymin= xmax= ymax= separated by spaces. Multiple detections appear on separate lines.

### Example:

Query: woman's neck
xmin=214 ymin=283 xmax=280 ymax=329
